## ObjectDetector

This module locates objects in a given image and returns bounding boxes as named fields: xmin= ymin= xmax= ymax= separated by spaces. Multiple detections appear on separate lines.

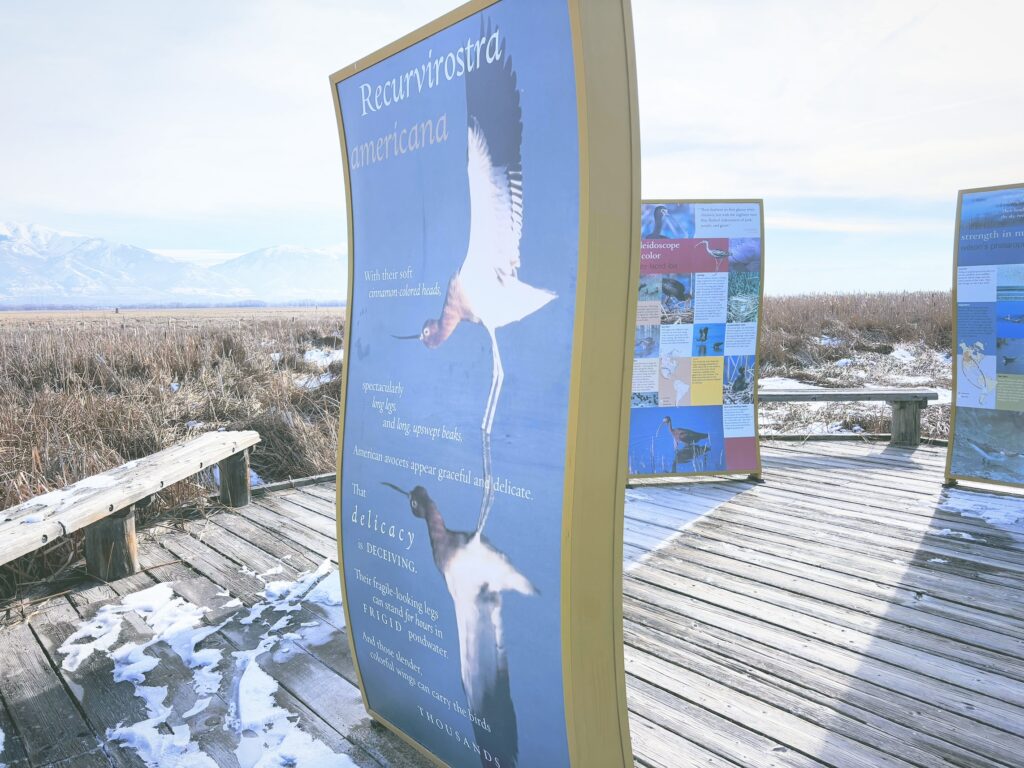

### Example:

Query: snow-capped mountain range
xmin=0 ymin=222 xmax=346 ymax=307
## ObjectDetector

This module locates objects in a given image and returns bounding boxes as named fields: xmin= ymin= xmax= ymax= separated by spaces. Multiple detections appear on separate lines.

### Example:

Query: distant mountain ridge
xmin=0 ymin=222 xmax=346 ymax=308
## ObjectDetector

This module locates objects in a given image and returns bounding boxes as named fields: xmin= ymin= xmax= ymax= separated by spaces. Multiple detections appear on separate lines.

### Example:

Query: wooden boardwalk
xmin=1 ymin=440 xmax=1022 ymax=767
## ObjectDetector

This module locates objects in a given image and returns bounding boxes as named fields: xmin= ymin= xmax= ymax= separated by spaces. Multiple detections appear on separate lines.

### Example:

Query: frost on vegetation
xmin=58 ymin=561 xmax=353 ymax=768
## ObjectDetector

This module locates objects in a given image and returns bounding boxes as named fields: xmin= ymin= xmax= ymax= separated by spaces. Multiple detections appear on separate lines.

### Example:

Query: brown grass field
xmin=0 ymin=293 xmax=952 ymax=600
xmin=0 ymin=306 xmax=344 ymax=599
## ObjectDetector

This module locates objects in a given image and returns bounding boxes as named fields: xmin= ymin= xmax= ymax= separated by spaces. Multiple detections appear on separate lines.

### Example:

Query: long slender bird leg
xmin=482 ymin=328 xmax=504 ymax=435
xmin=476 ymin=428 xmax=495 ymax=536
xmin=476 ymin=329 xmax=503 ymax=536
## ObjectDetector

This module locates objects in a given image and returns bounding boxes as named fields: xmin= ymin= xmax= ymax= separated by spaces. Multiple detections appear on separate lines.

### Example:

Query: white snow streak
xmin=936 ymin=489 xmax=1024 ymax=536
xmin=58 ymin=561 xmax=354 ymax=768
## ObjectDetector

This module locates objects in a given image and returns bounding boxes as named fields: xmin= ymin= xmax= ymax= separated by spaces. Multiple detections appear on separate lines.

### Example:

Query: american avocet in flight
xmin=394 ymin=24 xmax=553 ymax=535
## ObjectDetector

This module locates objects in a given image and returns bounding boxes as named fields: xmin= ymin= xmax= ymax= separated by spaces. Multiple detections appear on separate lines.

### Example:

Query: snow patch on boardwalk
xmin=937 ymin=488 xmax=1024 ymax=536
xmin=58 ymin=561 xmax=355 ymax=768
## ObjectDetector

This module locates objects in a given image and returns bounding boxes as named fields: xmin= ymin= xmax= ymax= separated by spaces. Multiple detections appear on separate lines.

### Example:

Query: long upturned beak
xmin=392 ymin=333 xmax=421 ymax=340
xmin=382 ymin=482 xmax=409 ymax=496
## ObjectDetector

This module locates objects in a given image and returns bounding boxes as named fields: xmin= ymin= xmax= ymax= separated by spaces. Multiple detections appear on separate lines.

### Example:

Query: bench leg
xmin=219 ymin=450 xmax=251 ymax=507
xmin=85 ymin=506 xmax=140 ymax=581
xmin=890 ymin=401 xmax=922 ymax=447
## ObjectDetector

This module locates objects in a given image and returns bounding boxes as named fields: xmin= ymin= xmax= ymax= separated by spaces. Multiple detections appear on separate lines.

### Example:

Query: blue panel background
xmin=337 ymin=2 xmax=577 ymax=766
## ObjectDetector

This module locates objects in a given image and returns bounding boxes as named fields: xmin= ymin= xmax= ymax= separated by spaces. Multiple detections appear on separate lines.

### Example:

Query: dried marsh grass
xmin=760 ymin=291 xmax=951 ymax=370
xmin=0 ymin=308 xmax=343 ymax=600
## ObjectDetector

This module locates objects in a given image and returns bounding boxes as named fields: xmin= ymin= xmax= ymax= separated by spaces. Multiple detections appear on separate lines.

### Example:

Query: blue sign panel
xmin=334 ymin=3 xmax=580 ymax=765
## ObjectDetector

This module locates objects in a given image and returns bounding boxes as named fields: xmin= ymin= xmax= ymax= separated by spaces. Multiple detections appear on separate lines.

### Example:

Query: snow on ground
xmin=0 ymin=721 xmax=6 ymax=768
xmin=293 ymin=373 xmax=336 ymax=390
xmin=760 ymin=377 xmax=820 ymax=390
xmin=58 ymin=562 xmax=355 ymax=768
xmin=758 ymin=341 xmax=952 ymax=436
xmin=933 ymin=528 xmax=979 ymax=541
xmin=936 ymin=488 xmax=1024 ymax=536
xmin=302 ymin=348 xmax=343 ymax=368
xmin=889 ymin=346 xmax=917 ymax=363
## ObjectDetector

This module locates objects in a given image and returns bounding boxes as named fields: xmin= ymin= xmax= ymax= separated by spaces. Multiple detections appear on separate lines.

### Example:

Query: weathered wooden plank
xmin=627 ymin=674 xmax=826 ymax=767
xmin=206 ymin=511 xmax=324 ymax=571
xmin=262 ymin=494 xmax=339 ymax=540
xmin=623 ymin=579 xmax=1024 ymax=738
xmin=0 ymin=430 xmax=260 ymax=566
xmin=627 ymin=710 xmax=742 ymax=768
xmin=628 ymin=558 xmax=1024 ymax=709
xmin=0 ymin=689 xmax=30 ymax=768
xmin=759 ymin=388 xmax=938 ymax=403
xmin=625 ymin=497 xmax=1024 ymax=620
xmin=625 ymin=619 xmax=1012 ymax=768
xmin=243 ymin=499 xmax=338 ymax=560
xmin=31 ymin=603 xmax=177 ymax=768
xmin=627 ymin=651 xmax=920 ymax=768
xmin=0 ymin=623 xmax=105 ymax=766
xmin=38 ymin=748 xmax=112 ymax=767
xmin=630 ymin=495 xmax=1024 ymax=606
xmin=647 ymin=533 xmax=1024 ymax=672
xmin=639 ymin=483 xmax=1024 ymax=573
xmin=624 ymin=611 xmax=1024 ymax=768
xmin=653 ymin=526 xmax=1024 ymax=655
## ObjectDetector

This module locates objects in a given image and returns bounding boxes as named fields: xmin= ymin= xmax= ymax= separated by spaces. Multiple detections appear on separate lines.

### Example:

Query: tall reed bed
xmin=0 ymin=308 xmax=343 ymax=600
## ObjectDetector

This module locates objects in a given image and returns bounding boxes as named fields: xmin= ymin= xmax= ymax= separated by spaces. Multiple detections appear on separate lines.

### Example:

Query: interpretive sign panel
xmin=628 ymin=200 xmax=764 ymax=478
xmin=330 ymin=1 xmax=640 ymax=766
xmin=947 ymin=183 xmax=1024 ymax=488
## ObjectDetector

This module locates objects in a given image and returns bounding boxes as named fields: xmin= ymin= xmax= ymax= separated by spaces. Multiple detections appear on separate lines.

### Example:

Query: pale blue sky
xmin=1 ymin=0 xmax=1022 ymax=293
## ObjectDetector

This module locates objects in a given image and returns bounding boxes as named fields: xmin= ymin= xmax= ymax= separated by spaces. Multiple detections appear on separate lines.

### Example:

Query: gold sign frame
xmin=329 ymin=1 xmax=640 ymax=764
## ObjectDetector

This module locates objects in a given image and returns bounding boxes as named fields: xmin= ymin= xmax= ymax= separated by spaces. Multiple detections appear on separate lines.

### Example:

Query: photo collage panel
xmin=629 ymin=202 xmax=762 ymax=476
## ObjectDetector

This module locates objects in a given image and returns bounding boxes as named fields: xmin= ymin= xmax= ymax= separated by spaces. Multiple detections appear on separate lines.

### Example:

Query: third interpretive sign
xmin=947 ymin=183 xmax=1024 ymax=488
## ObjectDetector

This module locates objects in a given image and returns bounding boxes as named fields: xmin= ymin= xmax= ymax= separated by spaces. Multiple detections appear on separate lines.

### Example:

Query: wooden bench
xmin=758 ymin=388 xmax=938 ymax=447
xmin=0 ymin=430 xmax=260 ymax=581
